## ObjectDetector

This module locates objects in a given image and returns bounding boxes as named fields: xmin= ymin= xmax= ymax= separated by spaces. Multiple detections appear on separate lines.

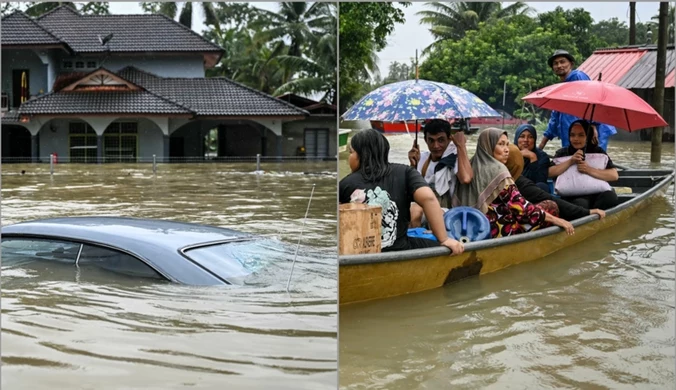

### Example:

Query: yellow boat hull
xmin=339 ymin=171 xmax=673 ymax=306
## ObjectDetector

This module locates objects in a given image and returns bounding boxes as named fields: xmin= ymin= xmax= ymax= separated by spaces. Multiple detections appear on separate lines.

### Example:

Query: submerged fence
xmin=2 ymin=153 xmax=337 ymax=177
xmin=2 ymin=154 xmax=337 ymax=164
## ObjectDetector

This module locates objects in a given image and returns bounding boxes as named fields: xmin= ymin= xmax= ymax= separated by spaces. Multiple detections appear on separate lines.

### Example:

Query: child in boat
xmin=548 ymin=120 xmax=619 ymax=210
xmin=453 ymin=128 xmax=574 ymax=238
xmin=339 ymin=129 xmax=464 ymax=254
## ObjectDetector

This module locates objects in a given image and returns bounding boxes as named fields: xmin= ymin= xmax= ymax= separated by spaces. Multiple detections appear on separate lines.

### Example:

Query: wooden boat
xmin=370 ymin=120 xmax=481 ymax=135
xmin=339 ymin=168 xmax=675 ymax=305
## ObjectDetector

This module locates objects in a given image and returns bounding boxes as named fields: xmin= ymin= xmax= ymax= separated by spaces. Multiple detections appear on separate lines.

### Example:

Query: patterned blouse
xmin=486 ymin=184 xmax=549 ymax=238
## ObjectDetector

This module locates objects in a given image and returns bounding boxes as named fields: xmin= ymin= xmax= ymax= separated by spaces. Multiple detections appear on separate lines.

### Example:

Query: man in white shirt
xmin=408 ymin=119 xmax=473 ymax=227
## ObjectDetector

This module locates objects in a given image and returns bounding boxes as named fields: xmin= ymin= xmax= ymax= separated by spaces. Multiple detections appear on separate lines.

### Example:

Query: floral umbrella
xmin=341 ymin=79 xmax=501 ymax=122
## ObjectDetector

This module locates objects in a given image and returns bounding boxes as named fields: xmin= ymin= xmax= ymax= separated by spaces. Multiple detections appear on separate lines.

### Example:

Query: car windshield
xmin=183 ymin=239 xmax=280 ymax=285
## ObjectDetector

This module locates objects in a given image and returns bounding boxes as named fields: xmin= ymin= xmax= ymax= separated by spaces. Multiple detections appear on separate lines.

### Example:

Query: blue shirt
xmin=544 ymin=69 xmax=617 ymax=151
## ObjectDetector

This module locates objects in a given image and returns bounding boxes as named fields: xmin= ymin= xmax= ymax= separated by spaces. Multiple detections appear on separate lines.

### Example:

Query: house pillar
xmin=251 ymin=119 xmax=284 ymax=162
xmin=276 ymin=135 xmax=283 ymax=160
xmin=97 ymin=135 xmax=103 ymax=164
xmin=31 ymin=134 xmax=39 ymax=163
xmin=163 ymin=135 xmax=170 ymax=162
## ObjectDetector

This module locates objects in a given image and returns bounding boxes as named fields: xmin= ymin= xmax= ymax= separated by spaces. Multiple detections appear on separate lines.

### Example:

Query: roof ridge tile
xmin=37 ymin=4 xmax=80 ymax=20
xmin=155 ymin=13 xmax=223 ymax=52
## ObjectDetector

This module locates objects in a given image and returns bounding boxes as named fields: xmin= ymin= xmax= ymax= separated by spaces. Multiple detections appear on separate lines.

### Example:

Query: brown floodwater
xmin=339 ymin=131 xmax=675 ymax=389
xmin=1 ymin=161 xmax=337 ymax=389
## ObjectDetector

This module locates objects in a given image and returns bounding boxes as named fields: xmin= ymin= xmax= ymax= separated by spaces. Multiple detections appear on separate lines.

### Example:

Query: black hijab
xmin=556 ymin=119 xmax=602 ymax=158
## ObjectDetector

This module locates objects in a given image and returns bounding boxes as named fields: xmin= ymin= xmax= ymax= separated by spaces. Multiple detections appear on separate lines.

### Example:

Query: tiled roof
xmin=1 ymin=11 xmax=66 ymax=47
xmin=1 ymin=110 xmax=21 ymax=123
xmin=13 ymin=67 xmax=307 ymax=117
xmin=36 ymin=6 xmax=222 ymax=54
xmin=579 ymin=45 xmax=675 ymax=89
xmin=118 ymin=67 xmax=308 ymax=117
xmin=18 ymin=91 xmax=192 ymax=115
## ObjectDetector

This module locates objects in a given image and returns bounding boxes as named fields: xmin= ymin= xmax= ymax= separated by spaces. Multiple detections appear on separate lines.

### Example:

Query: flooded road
xmin=1 ymin=161 xmax=337 ymax=389
xmin=339 ymin=131 xmax=675 ymax=389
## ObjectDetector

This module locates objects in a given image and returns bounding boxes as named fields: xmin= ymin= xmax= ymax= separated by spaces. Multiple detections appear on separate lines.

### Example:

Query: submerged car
xmin=1 ymin=217 xmax=277 ymax=285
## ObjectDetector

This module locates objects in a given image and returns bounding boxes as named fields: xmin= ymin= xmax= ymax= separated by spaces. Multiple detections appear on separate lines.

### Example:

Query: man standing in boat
xmin=407 ymin=119 xmax=473 ymax=226
xmin=538 ymin=49 xmax=617 ymax=151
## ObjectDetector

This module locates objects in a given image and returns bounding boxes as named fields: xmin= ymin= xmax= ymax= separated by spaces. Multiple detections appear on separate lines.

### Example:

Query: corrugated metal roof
xmin=577 ymin=48 xmax=646 ymax=83
xmin=666 ymin=69 xmax=675 ymax=88
xmin=617 ymin=49 xmax=676 ymax=89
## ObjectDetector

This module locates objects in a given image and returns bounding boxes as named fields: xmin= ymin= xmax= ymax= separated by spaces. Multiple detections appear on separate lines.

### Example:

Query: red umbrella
xmin=522 ymin=80 xmax=668 ymax=131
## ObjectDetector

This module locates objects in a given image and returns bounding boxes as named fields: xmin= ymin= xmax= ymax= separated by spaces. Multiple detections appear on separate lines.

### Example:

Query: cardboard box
xmin=339 ymin=203 xmax=382 ymax=255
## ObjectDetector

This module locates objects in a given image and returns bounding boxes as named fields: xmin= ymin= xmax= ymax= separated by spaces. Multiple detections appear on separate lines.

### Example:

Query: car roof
xmin=1 ymin=217 xmax=256 ymax=285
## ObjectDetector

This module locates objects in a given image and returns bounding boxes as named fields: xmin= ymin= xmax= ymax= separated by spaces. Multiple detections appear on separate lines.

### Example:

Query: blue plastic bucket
xmin=443 ymin=207 xmax=491 ymax=243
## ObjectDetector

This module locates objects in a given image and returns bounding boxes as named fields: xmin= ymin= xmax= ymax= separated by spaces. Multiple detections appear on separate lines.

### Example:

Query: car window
xmin=77 ymin=244 xmax=164 ymax=280
xmin=2 ymin=238 xmax=81 ymax=264
xmin=1 ymin=237 xmax=164 ymax=280
xmin=183 ymin=240 xmax=264 ymax=284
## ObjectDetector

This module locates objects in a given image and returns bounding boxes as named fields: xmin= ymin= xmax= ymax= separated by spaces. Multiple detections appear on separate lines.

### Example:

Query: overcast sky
xmin=376 ymin=2 xmax=663 ymax=75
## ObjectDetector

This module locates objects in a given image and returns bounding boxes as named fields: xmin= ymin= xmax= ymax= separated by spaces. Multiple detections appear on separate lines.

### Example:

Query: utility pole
xmin=651 ymin=2 xmax=668 ymax=163
xmin=629 ymin=2 xmax=636 ymax=45
xmin=415 ymin=49 xmax=419 ymax=80
xmin=502 ymin=81 xmax=506 ymax=129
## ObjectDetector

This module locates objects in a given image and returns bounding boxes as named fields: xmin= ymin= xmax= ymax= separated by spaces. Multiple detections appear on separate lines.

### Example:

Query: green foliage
xmin=140 ymin=2 xmax=219 ymax=34
xmin=1 ymin=2 xmax=110 ymax=17
xmin=537 ymin=7 xmax=604 ymax=61
xmin=339 ymin=2 xmax=410 ymax=113
xmin=415 ymin=4 xmax=668 ymax=120
xmin=417 ymin=2 xmax=534 ymax=52
xmin=200 ymin=2 xmax=335 ymax=102
xmin=419 ymin=15 xmax=579 ymax=114
xmin=383 ymin=60 xmax=416 ymax=84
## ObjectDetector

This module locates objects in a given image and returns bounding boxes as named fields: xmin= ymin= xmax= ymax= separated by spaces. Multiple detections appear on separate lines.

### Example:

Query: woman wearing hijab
xmin=514 ymin=124 xmax=550 ymax=192
xmin=339 ymin=129 xmax=464 ymax=254
xmin=504 ymin=143 xmax=607 ymax=221
xmin=453 ymin=128 xmax=574 ymax=238
xmin=548 ymin=120 xmax=619 ymax=210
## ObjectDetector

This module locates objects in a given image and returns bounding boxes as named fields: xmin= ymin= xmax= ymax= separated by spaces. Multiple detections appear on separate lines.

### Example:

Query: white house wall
xmin=137 ymin=119 xmax=164 ymax=159
xmin=2 ymin=49 xmax=49 ymax=100
xmin=38 ymin=118 xmax=71 ymax=161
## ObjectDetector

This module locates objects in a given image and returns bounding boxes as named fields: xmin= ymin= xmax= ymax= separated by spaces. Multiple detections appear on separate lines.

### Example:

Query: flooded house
xmin=1 ymin=5 xmax=334 ymax=163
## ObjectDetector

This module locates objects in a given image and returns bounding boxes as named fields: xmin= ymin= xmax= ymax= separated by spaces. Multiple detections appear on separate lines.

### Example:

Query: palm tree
xmin=417 ymin=2 xmax=533 ymax=52
xmin=253 ymin=3 xmax=329 ymax=58
xmin=140 ymin=2 xmax=220 ymax=36
xmin=273 ymin=4 xmax=337 ymax=103
xmin=650 ymin=4 xmax=675 ymax=42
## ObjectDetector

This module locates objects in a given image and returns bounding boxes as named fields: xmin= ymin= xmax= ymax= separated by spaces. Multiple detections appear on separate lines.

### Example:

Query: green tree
xmin=273 ymin=3 xmax=337 ymax=103
xmin=1 ymin=2 xmax=110 ymax=17
xmin=650 ymin=4 xmax=675 ymax=42
xmin=382 ymin=60 xmax=416 ymax=84
xmin=339 ymin=2 xmax=410 ymax=113
xmin=140 ymin=2 xmax=219 ymax=35
xmin=252 ymin=2 xmax=332 ymax=84
xmin=590 ymin=18 xmax=630 ymax=47
xmin=417 ymin=2 xmax=534 ymax=52
xmin=537 ymin=7 xmax=605 ymax=61
xmin=419 ymin=15 xmax=579 ymax=115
